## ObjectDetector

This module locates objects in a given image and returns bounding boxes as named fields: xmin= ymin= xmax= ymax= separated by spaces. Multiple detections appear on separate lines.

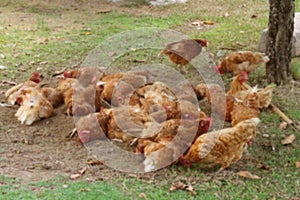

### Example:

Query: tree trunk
xmin=266 ymin=0 xmax=294 ymax=85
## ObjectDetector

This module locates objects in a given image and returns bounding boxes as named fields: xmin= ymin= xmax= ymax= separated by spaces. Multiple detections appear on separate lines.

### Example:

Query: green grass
xmin=0 ymin=0 xmax=299 ymax=199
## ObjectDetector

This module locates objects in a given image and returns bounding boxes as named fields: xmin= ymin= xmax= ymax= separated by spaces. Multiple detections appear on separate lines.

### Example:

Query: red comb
xmin=63 ymin=70 xmax=68 ymax=78
xmin=213 ymin=66 xmax=223 ymax=74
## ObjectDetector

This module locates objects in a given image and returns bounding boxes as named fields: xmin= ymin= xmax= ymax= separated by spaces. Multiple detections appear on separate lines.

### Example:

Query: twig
xmin=1 ymin=80 xmax=17 ymax=86
xmin=66 ymin=128 xmax=77 ymax=138
xmin=4 ymin=132 xmax=12 ymax=143
xmin=219 ymin=47 xmax=238 ymax=51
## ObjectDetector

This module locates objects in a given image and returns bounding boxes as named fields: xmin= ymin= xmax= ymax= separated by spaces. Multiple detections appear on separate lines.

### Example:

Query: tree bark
xmin=266 ymin=0 xmax=294 ymax=85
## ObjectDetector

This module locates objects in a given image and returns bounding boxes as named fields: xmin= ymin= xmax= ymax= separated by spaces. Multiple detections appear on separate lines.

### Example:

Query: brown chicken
xmin=106 ymin=105 xmax=151 ymax=142
xmin=5 ymin=71 xmax=41 ymax=105
xmin=179 ymin=118 xmax=260 ymax=169
xmin=226 ymin=71 xmax=249 ymax=96
xmin=99 ymin=73 xmax=124 ymax=103
xmin=231 ymin=85 xmax=274 ymax=126
xmin=216 ymin=51 xmax=269 ymax=75
xmin=63 ymin=69 xmax=80 ymax=79
xmin=235 ymin=85 xmax=274 ymax=109
xmin=14 ymin=87 xmax=54 ymax=125
xmin=159 ymin=39 xmax=208 ymax=66
xmin=64 ymin=67 xmax=104 ymax=86
xmin=193 ymin=83 xmax=228 ymax=121
xmin=40 ymin=87 xmax=64 ymax=107
xmin=76 ymin=111 xmax=109 ymax=143
xmin=63 ymin=79 xmax=100 ymax=116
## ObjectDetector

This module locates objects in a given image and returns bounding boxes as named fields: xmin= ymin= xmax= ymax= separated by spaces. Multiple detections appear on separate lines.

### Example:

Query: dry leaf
xmin=0 ymin=103 xmax=12 ymax=108
xmin=0 ymin=65 xmax=6 ymax=70
xmin=170 ymin=181 xmax=196 ymax=195
xmin=191 ymin=20 xmax=203 ymax=26
xmin=256 ymin=163 xmax=271 ymax=170
xmin=281 ymin=134 xmax=295 ymax=145
xmin=237 ymin=171 xmax=261 ymax=179
xmin=1 ymin=80 xmax=17 ymax=86
xmin=86 ymin=159 xmax=103 ymax=166
xmin=203 ymin=21 xmax=214 ymax=25
xmin=139 ymin=193 xmax=148 ymax=200
xmin=70 ymin=173 xmax=81 ymax=180
xmin=296 ymin=161 xmax=300 ymax=169
xmin=96 ymin=9 xmax=112 ymax=14
xmin=79 ymin=167 xmax=86 ymax=175
xmin=279 ymin=122 xmax=288 ymax=130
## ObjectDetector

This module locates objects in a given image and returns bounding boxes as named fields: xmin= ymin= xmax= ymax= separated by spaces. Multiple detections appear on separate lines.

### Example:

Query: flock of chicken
xmin=5 ymin=39 xmax=274 ymax=172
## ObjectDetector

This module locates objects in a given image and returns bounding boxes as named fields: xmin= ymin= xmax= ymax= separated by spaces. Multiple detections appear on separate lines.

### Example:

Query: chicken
xmin=99 ymin=73 xmax=124 ymax=103
xmin=231 ymin=85 xmax=273 ymax=126
xmin=231 ymin=102 xmax=260 ymax=127
xmin=179 ymin=118 xmax=260 ymax=169
xmin=56 ymin=78 xmax=76 ymax=94
xmin=143 ymin=82 xmax=178 ymax=119
xmin=64 ymin=67 xmax=104 ymax=86
xmin=194 ymin=71 xmax=249 ymax=122
xmin=63 ymin=69 xmax=80 ymax=79
xmin=194 ymin=83 xmax=227 ymax=121
xmin=106 ymin=106 xmax=151 ymax=142
xmin=159 ymin=39 xmax=208 ymax=65
xmin=76 ymin=111 xmax=109 ymax=143
xmin=14 ymin=87 xmax=53 ymax=125
xmin=216 ymin=51 xmax=269 ymax=75
xmin=5 ymin=72 xmax=41 ymax=105
xmin=235 ymin=85 xmax=274 ymax=109
xmin=63 ymin=79 xmax=99 ymax=116
xmin=226 ymin=71 xmax=249 ymax=96
xmin=40 ymin=87 xmax=64 ymax=107
xmin=159 ymin=39 xmax=208 ymax=73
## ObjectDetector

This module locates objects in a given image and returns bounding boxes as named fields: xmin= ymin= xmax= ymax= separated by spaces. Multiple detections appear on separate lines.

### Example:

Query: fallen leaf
xmin=281 ymin=134 xmax=295 ymax=145
xmin=82 ymin=27 xmax=91 ymax=31
xmin=0 ymin=65 xmax=6 ymax=70
xmin=0 ymin=103 xmax=12 ymax=108
xmin=203 ymin=21 xmax=214 ymax=25
xmin=86 ymin=159 xmax=103 ymax=166
xmin=291 ymin=197 xmax=300 ymax=200
xmin=251 ymin=14 xmax=258 ymax=18
xmin=79 ymin=167 xmax=86 ymax=175
xmin=139 ymin=193 xmax=148 ymax=200
xmin=223 ymin=12 xmax=230 ymax=17
xmin=191 ymin=20 xmax=203 ymax=26
xmin=96 ymin=9 xmax=112 ymax=14
xmin=170 ymin=181 xmax=196 ymax=195
xmin=237 ymin=171 xmax=261 ymax=179
xmin=256 ymin=163 xmax=271 ymax=170
xmin=0 ymin=80 xmax=17 ymax=86
xmin=296 ymin=161 xmax=300 ymax=169
xmin=279 ymin=122 xmax=288 ymax=130
xmin=70 ymin=173 xmax=81 ymax=180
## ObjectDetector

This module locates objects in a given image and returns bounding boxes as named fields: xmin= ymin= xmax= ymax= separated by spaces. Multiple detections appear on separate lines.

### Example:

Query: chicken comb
xmin=63 ymin=70 xmax=69 ymax=78
xmin=32 ymin=71 xmax=40 ymax=77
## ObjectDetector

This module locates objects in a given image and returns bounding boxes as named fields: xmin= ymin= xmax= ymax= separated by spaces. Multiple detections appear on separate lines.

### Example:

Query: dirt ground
xmin=0 ymin=0 xmax=299 ymax=185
